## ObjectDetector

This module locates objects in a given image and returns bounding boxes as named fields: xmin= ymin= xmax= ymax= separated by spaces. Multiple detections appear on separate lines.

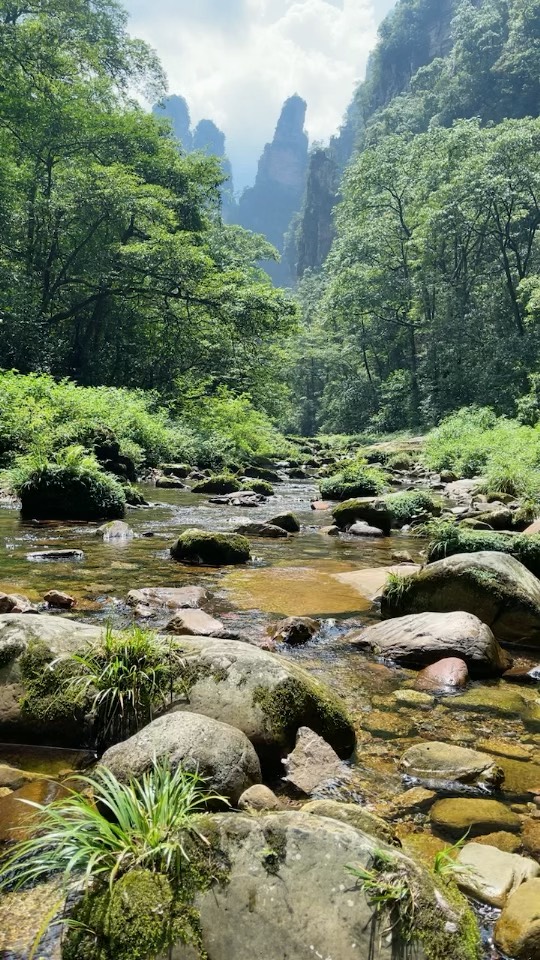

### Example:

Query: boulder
xmin=495 ymin=879 xmax=540 ymax=959
xmin=243 ymin=466 xmax=281 ymax=483
xmin=164 ymin=811 xmax=479 ymax=960
xmin=524 ymin=519 xmax=540 ymax=535
xmin=271 ymin=617 xmax=320 ymax=646
xmin=100 ymin=712 xmax=261 ymax=805
xmin=430 ymin=798 xmax=521 ymax=838
xmin=400 ymin=741 xmax=505 ymax=790
xmin=170 ymin=529 xmax=250 ymax=566
xmin=523 ymin=818 xmax=540 ymax=859
xmin=415 ymin=657 xmax=469 ymax=692
xmin=332 ymin=498 xmax=392 ymax=535
xmin=348 ymin=521 xmax=385 ymax=537
xmin=161 ymin=464 xmax=191 ymax=479
xmin=282 ymin=727 xmax=347 ymax=795
xmin=350 ymin=611 xmax=509 ymax=676
xmin=238 ymin=784 xmax=282 ymax=811
xmin=192 ymin=476 xmax=241 ymax=495
xmin=95 ymin=520 xmax=134 ymax=540
xmin=301 ymin=799 xmax=395 ymax=844
xmin=445 ymin=684 xmax=527 ymax=717
xmin=268 ymin=513 xmax=300 ymax=533
xmin=43 ymin=590 xmax=75 ymax=610
xmin=381 ymin=551 xmax=540 ymax=646
xmin=209 ymin=492 xmax=265 ymax=507
xmin=26 ymin=549 xmax=84 ymax=561
xmin=455 ymin=843 xmax=539 ymax=907
xmin=127 ymin=586 xmax=206 ymax=612
xmin=165 ymin=609 xmax=226 ymax=638
xmin=235 ymin=522 xmax=289 ymax=539
xmin=0 ymin=593 xmax=35 ymax=614
xmin=475 ymin=832 xmax=522 ymax=853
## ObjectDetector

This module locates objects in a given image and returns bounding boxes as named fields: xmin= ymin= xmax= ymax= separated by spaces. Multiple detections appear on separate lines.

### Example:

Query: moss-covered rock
xmin=171 ymin=529 xmax=250 ymax=566
xmin=241 ymin=479 xmax=274 ymax=496
xmin=382 ymin=550 xmax=540 ymax=646
xmin=191 ymin=475 xmax=242 ymax=495
xmin=268 ymin=512 xmax=300 ymax=533
xmin=18 ymin=465 xmax=125 ymax=521
xmin=332 ymin=497 xmax=392 ymax=534
xmin=242 ymin=466 xmax=281 ymax=483
xmin=427 ymin=524 xmax=540 ymax=578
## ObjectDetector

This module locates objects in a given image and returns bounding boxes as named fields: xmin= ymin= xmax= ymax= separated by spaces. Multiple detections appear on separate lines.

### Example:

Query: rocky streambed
xmin=0 ymin=464 xmax=539 ymax=960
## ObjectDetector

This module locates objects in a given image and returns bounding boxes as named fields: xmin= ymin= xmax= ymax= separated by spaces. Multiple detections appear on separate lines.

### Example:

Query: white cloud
xmin=124 ymin=0 xmax=391 ymax=190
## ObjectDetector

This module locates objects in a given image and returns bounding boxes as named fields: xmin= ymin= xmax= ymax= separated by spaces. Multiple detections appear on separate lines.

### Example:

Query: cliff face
xmin=153 ymin=95 xmax=193 ymax=151
xmin=235 ymin=95 xmax=309 ymax=286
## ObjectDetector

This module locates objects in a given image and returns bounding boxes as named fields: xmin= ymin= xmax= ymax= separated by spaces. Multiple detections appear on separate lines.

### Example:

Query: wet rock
xmin=391 ymin=787 xmax=436 ymax=813
xmin=430 ymin=798 xmax=521 ymax=838
xmin=320 ymin=524 xmax=340 ymax=536
xmin=332 ymin=498 xmax=392 ymax=534
xmin=392 ymin=550 xmax=414 ymax=563
xmin=161 ymin=464 xmax=191 ymax=479
xmin=310 ymin=500 xmax=332 ymax=510
xmin=26 ymin=549 xmax=84 ymax=561
xmin=238 ymin=784 xmax=282 ymax=811
xmin=235 ymin=521 xmax=289 ymax=539
xmin=523 ymin=818 xmax=540 ymax=859
xmin=163 ymin=811 xmax=479 ymax=960
xmin=95 ymin=520 xmax=134 ymax=540
xmin=381 ymin=551 xmax=540 ymax=647
xmin=415 ymin=657 xmax=469 ymax=692
xmin=289 ymin=468 xmax=308 ymax=479
xmin=455 ymin=842 xmax=538 ymax=907
xmin=301 ymin=798 xmax=394 ymax=843
xmin=100 ymin=712 xmax=261 ymax=805
xmin=155 ymin=476 xmax=188 ymax=489
xmin=503 ymin=664 xmax=540 ymax=684
xmin=363 ymin=711 xmax=417 ymax=739
xmin=472 ymin=508 xmax=514 ymax=530
xmin=127 ymin=585 xmax=206 ymax=612
xmin=348 ymin=521 xmax=385 ymax=537
xmin=524 ymin=702 xmax=540 ymax=732
xmin=477 ymin=739 xmax=533 ymax=762
xmin=282 ymin=727 xmax=348 ymax=795
xmin=0 ymin=592 xmax=35 ymax=614
xmin=0 ymin=763 xmax=41 ymax=790
xmin=170 ymin=529 xmax=251 ymax=566
xmin=209 ymin=491 xmax=265 ymax=507
xmin=446 ymin=685 xmax=527 ymax=717
xmin=400 ymin=741 xmax=505 ymax=790
xmin=165 ymin=609 xmax=226 ymax=638
xmin=268 ymin=512 xmax=300 ymax=533
xmin=495 ymin=878 xmax=540 ymax=959
xmin=350 ymin=612 xmax=509 ymax=676
xmin=445 ymin=479 xmax=481 ymax=500
xmin=43 ymin=589 xmax=76 ymax=610
xmin=243 ymin=466 xmax=281 ymax=483
xmin=271 ymin=616 xmax=320 ymax=646
xmin=475 ymin=832 xmax=522 ymax=853
xmin=192 ymin=476 xmax=242 ymax=495
xmin=393 ymin=689 xmax=434 ymax=708
xmin=336 ymin=564 xmax=421 ymax=602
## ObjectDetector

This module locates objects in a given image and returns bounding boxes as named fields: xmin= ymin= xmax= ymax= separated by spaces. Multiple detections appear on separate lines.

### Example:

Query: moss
xmin=18 ymin=466 xmax=125 ymax=521
xmin=320 ymin=468 xmax=386 ymax=501
xmin=0 ymin=638 xmax=25 ymax=669
xmin=170 ymin=528 xmax=250 ymax=566
xmin=332 ymin=498 xmax=392 ymax=534
xmin=261 ymin=825 xmax=287 ymax=875
xmin=19 ymin=641 xmax=88 ymax=736
xmin=63 ymin=833 xmax=230 ymax=960
xmin=253 ymin=673 xmax=355 ymax=759
xmin=241 ymin=479 xmax=275 ymax=496
xmin=427 ymin=524 xmax=540 ymax=577
xmin=172 ymin=658 xmax=229 ymax=699
xmin=191 ymin=474 xmax=242 ymax=495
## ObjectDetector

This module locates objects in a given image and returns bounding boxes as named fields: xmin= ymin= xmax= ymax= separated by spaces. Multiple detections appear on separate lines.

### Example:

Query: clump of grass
xmin=426 ymin=522 xmax=540 ymax=577
xmin=347 ymin=849 xmax=416 ymax=946
xmin=384 ymin=491 xmax=440 ymax=527
xmin=433 ymin=835 xmax=470 ymax=880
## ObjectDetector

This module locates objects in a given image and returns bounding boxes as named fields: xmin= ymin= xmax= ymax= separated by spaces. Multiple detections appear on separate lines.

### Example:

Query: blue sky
xmin=125 ymin=0 xmax=396 ymax=190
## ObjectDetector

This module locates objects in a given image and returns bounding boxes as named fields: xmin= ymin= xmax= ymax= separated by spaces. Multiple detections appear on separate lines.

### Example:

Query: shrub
xmin=386 ymin=452 xmax=414 ymax=471
xmin=320 ymin=460 xmax=387 ymax=500
xmin=11 ymin=446 xmax=126 ymax=521
xmin=426 ymin=523 xmax=540 ymax=578
xmin=384 ymin=491 xmax=440 ymax=527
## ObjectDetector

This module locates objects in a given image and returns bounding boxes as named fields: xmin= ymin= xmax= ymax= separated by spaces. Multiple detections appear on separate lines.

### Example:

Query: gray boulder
xmin=400 ymin=741 xmax=505 ymax=790
xmin=348 ymin=611 xmax=510 ymax=676
xmin=381 ymin=551 xmax=540 ymax=646
xmin=96 ymin=520 xmax=134 ymax=540
xmin=235 ymin=522 xmax=289 ymax=539
xmin=100 ymin=712 xmax=261 ymax=805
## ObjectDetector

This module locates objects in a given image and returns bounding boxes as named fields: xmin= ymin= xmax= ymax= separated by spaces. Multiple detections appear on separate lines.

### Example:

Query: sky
xmin=124 ymin=0 xmax=396 ymax=191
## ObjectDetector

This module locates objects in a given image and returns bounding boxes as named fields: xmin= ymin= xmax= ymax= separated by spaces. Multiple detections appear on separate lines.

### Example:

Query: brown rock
xmin=165 ymin=609 xmax=226 ymax=637
xmin=495 ymin=879 xmax=540 ymax=959
xmin=282 ymin=727 xmax=348 ymax=795
xmin=523 ymin=519 xmax=540 ymax=535
xmin=0 ymin=593 xmax=34 ymax=614
xmin=523 ymin=819 xmax=540 ymax=859
xmin=431 ymin=798 xmax=521 ymax=838
xmin=271 ymin=617 xmax=320 ymax=646
xmin=0 ymin=763 xmax=41 ymax=791
xmin=238 ymin=785 xmax=282 ymax=811
xmin=310 ymin=500 xmax=332 ymax=511
xmin=475 ymin=832 xmax=523 ymax=854
xmin=43 ymin=590 xmax=75 ymax=609
xmin=415 ymin=657 xmax=469 ymax=692
xmin=392 ymin=787 xmax=436 ymax=813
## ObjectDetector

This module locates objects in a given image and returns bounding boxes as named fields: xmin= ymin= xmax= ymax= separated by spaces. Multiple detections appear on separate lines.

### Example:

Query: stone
xmin=156 ymin=476 xmax=189 ymax=489
xmin=271 ymin=617 xmax=320 ymax=646
xmin=382 ymin=550 xmax=540 ymax=646
xmin=310 ymin=500 xmax=332 ymax=510
xmin=301 ymin=798 xmax=395 ymax=843
xmin=400 ymin=741 xmax=505 ymax=790
xmin=165 ymin=609 xmax=226 ymax=638
xmin=166 ymin=811 xmax=479 ymax=960
xmin=43 ymin=590 xmax=75 ymax=609
xmin=447 ymin=685 xmax=527 ymax=717
xmin=348 ymin=521 xmax=385 ymax=537
xmin=192 ymin=476 xmax=241 ymax=495
xmin=392 ymin=550 xmax=414 ymax=563
xmin=95 ymin=520 xmax=134 ymax=540
xmin=524 ymin=702 xmax=540 ymax=732
xmin=391 ymin=787 xmax=437 ymax=813
xmin=503 ymin=664 xmax=540 ymax=683
xmin=0 ymin=763 xmax=41 ymax=790
xmin=100 ymin=712 xmax=261 ymax=805
xmin=477 ymin=738 xmax=533 ymax=762
xmin=475 ymin=832 xmax=522 ymax=853
xmin=127 ymin=586 xmax=206 ymax=612
xmin=495 ymin=879 xmax=540 ymax=959
xmin=350 ymin=612 xmax=509 ymax=676
xmin=332 ymin=498 xmax=392 ymax=534
xmin=362 ymin=711 xmax=417 ymax=739
xmin=26 ymin=549 xmax=84 ymax=561
xmin=445 ymin=479 xmax=481 ymax=500
xmin=320 ymin=524 xmax=340 ymax=536
xmin=268 ymin=513 xmax=300 ymax=533
xmin=234 ymin=522 xmax=289 ymax=539
xmin=523 ymin=818 xmax=540 ymax=859
xmin=0 ymin=593 xmax=34 ymax=614
xmin=430 ymin=798 xmax=521 ymax=838
xmin=393 ymin=689 xmax=434 ymax=708
xmin=524 ymin=519 xmax=540 ymax=535
xmin=238 ymin=785 xmax=282 ymax=811
xmin=415 ymin=657 xmax=469 ymax=692
xmin=209 ymin=492 xmax=265 ymax=507
xmin=282 ymin=727 xmax=347 ymax=795
xmin=161 ymin=464 xmax=191 ymax=479
xmin=455 ymin=843 xmax=539 ymax=907
xmin=170 ymin=529 xmax=251 ymax=566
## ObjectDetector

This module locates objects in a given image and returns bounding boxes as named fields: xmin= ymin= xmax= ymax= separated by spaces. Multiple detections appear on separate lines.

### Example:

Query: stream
xmin=0 ymin=477 xmax=538 ymax=958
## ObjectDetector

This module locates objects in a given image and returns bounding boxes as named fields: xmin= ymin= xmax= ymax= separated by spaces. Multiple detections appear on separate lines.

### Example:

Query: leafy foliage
xmin=320 ymin=459 xmax=387 ymax=500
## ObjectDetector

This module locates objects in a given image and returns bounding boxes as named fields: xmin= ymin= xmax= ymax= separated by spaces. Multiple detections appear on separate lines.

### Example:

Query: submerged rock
xmin=350 ymin=611 xmax=509 ymax=676
xmin=96 ymin=519 xmax=134 ymax=540
xmin=415 ymin=657 xmax=469 ymax=692
xmin=268 ymin=512 xmax=300 ymax=533
xmin=382 ymin=551 xmax=540 ymax=646
xmin=271 ymin=616 xmax=320 ymax=646
xmin=26 ymin=549 xmax=84 ymax=561
xmin=430 ymin=798 xmax=521 ymax=838
xmin=170 ymin=528 xmax=250 ymax=566
xmin=400 ymin=741 xmax=505 ymax=790
xmin=100 ymin=712 xmax=261 ymax=805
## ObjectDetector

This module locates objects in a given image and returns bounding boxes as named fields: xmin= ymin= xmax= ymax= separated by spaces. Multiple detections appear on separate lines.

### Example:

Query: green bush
xmin=320 ymin=459 xmax=387 ymax=500
xmin=12 ymin=447 xmax=126 ymax=521
xmin=427 ymin=523 xmax=540 ymax=578
xmin=384 ymin=491 xmax=440 ymax=527
xmin=386 ymin=452 xmax=414 ymax=471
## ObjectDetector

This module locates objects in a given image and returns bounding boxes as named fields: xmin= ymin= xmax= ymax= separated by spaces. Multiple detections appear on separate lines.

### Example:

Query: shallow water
xmin=0 ymin=478 xmax=538 ymax=959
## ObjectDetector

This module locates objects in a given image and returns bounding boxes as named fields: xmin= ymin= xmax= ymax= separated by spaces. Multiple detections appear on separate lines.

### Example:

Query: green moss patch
xmin=384 ymin=491 xmax=440 ymax=527
xmin=191 ymin=475 xmax=242 ymax=495
xmin=171 ymin=529 xmax=251 ymax=566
